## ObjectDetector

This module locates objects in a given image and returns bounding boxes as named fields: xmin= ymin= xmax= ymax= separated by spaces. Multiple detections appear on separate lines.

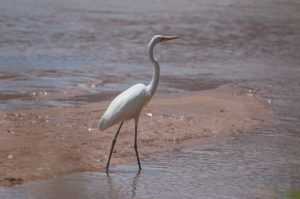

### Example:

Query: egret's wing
xmin=99 ymin=84 xmax=148 ymax=130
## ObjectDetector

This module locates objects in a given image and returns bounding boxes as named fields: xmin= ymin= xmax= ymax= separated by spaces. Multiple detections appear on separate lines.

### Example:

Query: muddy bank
xmin=0 ymin=84 xmax=273 ymax=186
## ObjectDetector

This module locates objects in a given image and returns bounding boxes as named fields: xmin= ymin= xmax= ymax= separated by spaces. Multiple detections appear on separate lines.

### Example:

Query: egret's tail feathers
xmin=99 ymin=114 xmax=115 ymax=131
xmin=99 ymin=117 xmax=108 ymax=131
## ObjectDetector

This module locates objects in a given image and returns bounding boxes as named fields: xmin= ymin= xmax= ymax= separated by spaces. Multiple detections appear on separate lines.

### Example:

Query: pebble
xmin=146 ymin=112 xmax=153 ymax=117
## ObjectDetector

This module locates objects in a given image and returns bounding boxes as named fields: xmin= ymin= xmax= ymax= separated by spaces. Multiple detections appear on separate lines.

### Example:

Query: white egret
xmin=99 ymin=35 xmax=179 ymax=172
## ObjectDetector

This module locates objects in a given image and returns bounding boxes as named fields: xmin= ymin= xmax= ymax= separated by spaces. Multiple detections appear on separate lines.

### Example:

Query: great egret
xmin=99 ymin=35 xmax=179 ymax=172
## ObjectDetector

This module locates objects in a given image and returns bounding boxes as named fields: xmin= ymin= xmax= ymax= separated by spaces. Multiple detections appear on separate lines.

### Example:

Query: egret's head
xmin=151 ymin=35 xmax=180 ymax=45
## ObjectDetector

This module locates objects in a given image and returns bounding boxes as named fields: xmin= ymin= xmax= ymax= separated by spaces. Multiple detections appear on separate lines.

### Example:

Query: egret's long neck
xmin=146 ymin=39 xmax=160 ymax=97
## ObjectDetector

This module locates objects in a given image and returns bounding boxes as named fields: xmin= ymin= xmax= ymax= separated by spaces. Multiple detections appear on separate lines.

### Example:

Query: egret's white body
xmin=99 ymin=83 xmax=149 ymax=130
xmin=99 ymin=35 xmax=179 ymax=172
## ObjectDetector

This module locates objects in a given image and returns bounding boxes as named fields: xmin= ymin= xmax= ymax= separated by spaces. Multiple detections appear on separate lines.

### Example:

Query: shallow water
xmin=1 ymin=0 xmax=300 ymax=198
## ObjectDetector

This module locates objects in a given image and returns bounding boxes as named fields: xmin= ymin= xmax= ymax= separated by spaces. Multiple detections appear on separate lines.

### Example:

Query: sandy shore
xmin=0 ymin=84 xmax=273 ymax=186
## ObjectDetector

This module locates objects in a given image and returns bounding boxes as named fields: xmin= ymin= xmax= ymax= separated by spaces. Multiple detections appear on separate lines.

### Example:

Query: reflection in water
xmin=106 ymin=169 xmax=140 ymax=199
xmin=131 ymin=171 xmax=140 ymax=198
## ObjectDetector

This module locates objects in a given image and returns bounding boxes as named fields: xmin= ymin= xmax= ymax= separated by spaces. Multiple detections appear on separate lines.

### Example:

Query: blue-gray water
xmin=0 ymin=0 xmax=300 ymax=198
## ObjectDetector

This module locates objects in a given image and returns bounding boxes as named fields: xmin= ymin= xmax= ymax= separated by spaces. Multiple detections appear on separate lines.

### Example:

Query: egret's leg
xmin=106 ymin=122 xmax=123 ymax=172
xmin=134 ymin=123 xmax=142 ymax=171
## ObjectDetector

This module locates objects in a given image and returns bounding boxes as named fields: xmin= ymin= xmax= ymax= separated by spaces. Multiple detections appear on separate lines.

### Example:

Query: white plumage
xmin=99 ymin=83 xmax=149 ymax=130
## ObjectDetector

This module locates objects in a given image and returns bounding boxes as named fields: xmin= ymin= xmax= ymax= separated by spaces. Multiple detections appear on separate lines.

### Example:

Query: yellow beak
xmin=162 ymin=36 xmax=180 ymax=40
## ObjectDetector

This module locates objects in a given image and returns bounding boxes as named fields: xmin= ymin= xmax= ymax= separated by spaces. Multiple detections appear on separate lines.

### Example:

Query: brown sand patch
xmin=0 ymin=84 xmax=273 ymax=186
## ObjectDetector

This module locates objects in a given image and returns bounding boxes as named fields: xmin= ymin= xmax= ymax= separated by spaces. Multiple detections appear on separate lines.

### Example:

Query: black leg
xmin=106 ymin=122 xmax=123 ymax=173
xmin=134 ymin=124 xmax=142 ymax=171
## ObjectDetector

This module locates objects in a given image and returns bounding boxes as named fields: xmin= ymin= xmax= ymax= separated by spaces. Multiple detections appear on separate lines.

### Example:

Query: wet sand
xmin=0 ymin=84 xmax=273 ymax=186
